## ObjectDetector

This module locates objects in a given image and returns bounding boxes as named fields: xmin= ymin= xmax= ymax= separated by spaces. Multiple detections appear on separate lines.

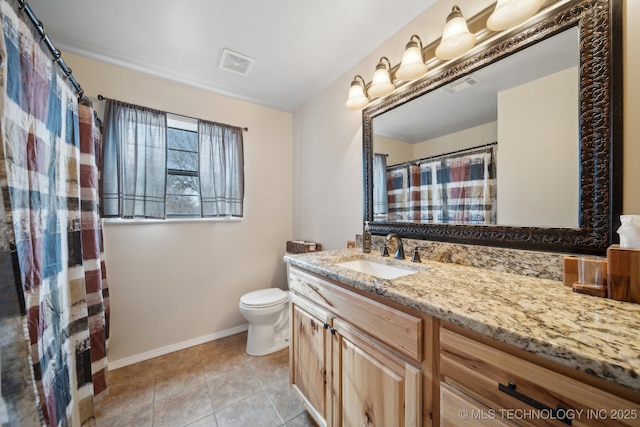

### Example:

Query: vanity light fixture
xmin=344 ymin=75 xmax=369 ymax=110
xmin=487 ymin=0 xmax=541 ymax=31
xmin=368 ymin=57 xmax=395 ymax=98
xmin=435 ymin=5 xmax=477 ymax=60
xmin=396 ymin=34 xmax=429 ymax=81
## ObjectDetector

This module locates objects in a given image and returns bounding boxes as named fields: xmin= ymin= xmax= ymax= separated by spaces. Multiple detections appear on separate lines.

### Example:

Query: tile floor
xmin=95 ymin=332 xmax=316 ymax=427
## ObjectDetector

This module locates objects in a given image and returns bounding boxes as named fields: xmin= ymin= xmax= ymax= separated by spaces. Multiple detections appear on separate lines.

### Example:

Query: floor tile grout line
xmin=261 ymin=381 xmax=287 ymax=425
xmin=249 ymin=353 xmax=290 ymax=426
xmin=199 ymin=342 xmax=265 ymax=416
xmin=151 ymin=363 xmax=158 ymax=427
xmin=200 ymin=353 xmax=219 ymax=419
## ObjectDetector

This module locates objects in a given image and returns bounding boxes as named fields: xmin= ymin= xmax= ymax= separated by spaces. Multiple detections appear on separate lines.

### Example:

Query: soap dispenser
xmin=363 ymin=221 xmax=372 ymax=253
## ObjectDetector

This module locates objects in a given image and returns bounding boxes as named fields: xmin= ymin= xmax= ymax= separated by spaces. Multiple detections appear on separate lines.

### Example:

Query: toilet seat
xmin=240 ymin=288 xmax=288 ymax=309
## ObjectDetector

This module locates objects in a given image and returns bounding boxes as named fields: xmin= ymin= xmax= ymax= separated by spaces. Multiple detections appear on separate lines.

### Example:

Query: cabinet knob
xmin=323 ymin=322 xmax=330 ymax=329
xmin=330 ymin=328 xmax=337 ymax=335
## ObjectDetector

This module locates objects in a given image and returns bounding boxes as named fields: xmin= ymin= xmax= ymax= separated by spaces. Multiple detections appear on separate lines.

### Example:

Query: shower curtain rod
xmin=387 ymin=141 xmax=497 ymax=169
xmin=97 ymin=94 xmax=249 ymax=132
xmin=17 ymin=0 xmax=86 ymax=99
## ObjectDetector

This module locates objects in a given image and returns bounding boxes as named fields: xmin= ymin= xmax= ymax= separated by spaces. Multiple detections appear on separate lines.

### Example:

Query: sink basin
xmin=336 ymin=259 xmax=416 ymax=280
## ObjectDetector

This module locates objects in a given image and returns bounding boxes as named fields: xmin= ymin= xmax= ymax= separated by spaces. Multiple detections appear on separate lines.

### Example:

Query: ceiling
xmin=25 ymin=0 xmax=439 ymax=113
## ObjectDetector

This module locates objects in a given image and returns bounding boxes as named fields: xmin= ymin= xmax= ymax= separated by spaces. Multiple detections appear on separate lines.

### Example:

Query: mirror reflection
xmin=372 ymin=27 xmax=579 ymax=228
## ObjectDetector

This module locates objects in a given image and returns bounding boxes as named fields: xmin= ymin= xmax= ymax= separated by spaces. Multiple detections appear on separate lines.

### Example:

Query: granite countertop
xmin=284 ymin=248 xmax=640 ymax=394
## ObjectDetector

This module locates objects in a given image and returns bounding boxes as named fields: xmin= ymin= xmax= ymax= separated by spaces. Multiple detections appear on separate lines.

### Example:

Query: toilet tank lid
xmin=240 ymin=288 xmax=288 ymax=307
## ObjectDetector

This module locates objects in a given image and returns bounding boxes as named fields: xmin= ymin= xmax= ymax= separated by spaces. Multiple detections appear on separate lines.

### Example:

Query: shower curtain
xmin=386 ymin=166 xmax=408 ymax=221
xmin=373 ymin=153 xmax=388 ymax=217
xmin=386 ymin=147 xmax=496 ymax=224
xmin=435 ymin=148 xmax=496 ymax=224
xmin=0 ymin=1 xmax=110 ymax=425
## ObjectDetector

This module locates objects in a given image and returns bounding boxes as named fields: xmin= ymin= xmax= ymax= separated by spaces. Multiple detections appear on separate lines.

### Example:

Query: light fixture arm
xmin=406 ymin=34 xmax=423 ymax=51
xmin=446 ymin=5 xmax=464 ymax=22
xmin=376 ymin=56 xmax=392 ymax=71
xmin=352 ymin=74 xmax=366 ymax=87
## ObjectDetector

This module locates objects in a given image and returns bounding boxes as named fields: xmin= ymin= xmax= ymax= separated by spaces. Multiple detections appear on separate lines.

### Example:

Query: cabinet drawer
xmin=441 ymin=383 xmax=515 ymax=426
xmin=289 ymin=266 xmax=422 ymax=361
xmin=440 ymin=328 xmax=640 ymax=426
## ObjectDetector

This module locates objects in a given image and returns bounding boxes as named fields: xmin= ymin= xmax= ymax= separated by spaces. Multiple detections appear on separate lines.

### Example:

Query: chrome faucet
xmin=384 ymin=233 xmax=405 ymax=260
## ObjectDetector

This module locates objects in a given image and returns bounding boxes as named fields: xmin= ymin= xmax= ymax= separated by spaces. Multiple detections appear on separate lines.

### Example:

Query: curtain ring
xmin=37 ymin=20 xmax=46 ymax=40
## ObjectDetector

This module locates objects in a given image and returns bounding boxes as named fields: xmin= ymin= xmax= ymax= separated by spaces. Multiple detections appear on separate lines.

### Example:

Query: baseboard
xmin=107 ymin=324 xmax=249 ymax=370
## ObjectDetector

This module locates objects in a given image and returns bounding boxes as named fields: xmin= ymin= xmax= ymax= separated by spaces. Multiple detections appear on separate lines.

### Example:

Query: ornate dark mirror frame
xmin=363 ymin=0 xmax=623 ymax=255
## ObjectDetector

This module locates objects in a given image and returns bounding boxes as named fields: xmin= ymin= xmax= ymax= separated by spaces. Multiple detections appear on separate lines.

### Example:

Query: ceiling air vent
xmin=441 ymin=75 xmax=480 ymax=94
xmin=218 ymin=49 xmax=255 ymax=77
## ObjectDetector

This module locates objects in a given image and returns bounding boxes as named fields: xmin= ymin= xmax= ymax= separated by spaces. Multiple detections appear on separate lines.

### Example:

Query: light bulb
xmin=369 ymin=57 xmax=395 ymax=98
xmin=396 ymin=35 xmax=429 ymax=81
xmin=487 ymin=0 xmax=541 ymax=31
xmin=345 ymin=77 xmax=369 ymax=110
xmin=435 ymin=6 xmax=477 ymax=60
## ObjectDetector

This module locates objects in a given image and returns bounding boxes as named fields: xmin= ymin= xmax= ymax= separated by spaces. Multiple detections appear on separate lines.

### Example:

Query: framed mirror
xmin=363 ymin=0 xmax=622 ymax=255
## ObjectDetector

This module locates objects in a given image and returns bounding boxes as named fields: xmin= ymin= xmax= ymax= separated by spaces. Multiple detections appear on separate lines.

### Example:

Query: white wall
xmin=374 ymin=122 xmax=497 ymax=164
xmin=412 ymin=122 xmax=497 ymax=159
xmin=292 ymin=82 xmax=364 ymax=250
xmin=624 ymin=0 xmax=640 ymax=215
xmin=64 ymin=53 xmax=293 ymax=364
xmin=374 ymin=135 xmax=414 ymax=166
xmin=497 ymin=68 xmax=579 ymax=227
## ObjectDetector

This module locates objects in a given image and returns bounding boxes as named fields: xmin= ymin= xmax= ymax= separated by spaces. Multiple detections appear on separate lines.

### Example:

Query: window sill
xmin=102 ymin=217 xmax=242 ymax=226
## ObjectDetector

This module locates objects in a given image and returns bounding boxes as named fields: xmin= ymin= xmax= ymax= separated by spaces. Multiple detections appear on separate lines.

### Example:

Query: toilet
xmin=239 ymin=288 xmax=290 ymax=356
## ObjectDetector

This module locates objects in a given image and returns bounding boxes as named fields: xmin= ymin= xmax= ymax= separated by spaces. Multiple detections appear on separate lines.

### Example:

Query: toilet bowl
xmin=239 ymin=288 xmax=290 ymax=356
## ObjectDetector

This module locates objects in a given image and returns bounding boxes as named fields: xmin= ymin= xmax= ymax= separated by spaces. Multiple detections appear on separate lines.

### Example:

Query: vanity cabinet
xmin=288 ymin=265 xmax=433 ymax=427
xmin=439 ymin=325 xmax=640 ymax=427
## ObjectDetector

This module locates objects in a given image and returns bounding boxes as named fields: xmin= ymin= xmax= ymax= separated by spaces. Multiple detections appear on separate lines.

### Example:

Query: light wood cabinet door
xmin=290 ymin=294 xmax=333 ymax=427
xmin=331 ymin=318 xmax=422 ymax=427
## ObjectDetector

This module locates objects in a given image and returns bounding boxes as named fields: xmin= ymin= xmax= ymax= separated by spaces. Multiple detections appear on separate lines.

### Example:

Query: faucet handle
xmin=381 ymin=244 xmax=389 ymax=257
xmin=411 ymin=247 xmax=421 ymax=263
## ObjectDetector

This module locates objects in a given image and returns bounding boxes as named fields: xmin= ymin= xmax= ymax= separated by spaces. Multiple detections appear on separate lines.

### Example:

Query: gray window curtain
xmin=373 ymin=153 xmax=388 ymax=216
xmin=198 ymin=120 xmax=244 ymax=217
xmin=101 ymin=99 xmax=167 ymax=218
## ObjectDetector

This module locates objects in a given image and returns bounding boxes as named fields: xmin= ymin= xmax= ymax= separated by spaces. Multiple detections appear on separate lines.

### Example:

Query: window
xmin=101 ymin=99 xmax=244 ymax=220
xmin=166 ymin=116 xmax=200 ymax=217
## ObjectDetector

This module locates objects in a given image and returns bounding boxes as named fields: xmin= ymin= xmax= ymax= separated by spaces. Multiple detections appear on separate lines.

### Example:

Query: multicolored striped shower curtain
xmin=435 ymin=148 xmax=496 ymax=224
xmin=385 ymin=146 xmax=496 ymax=224
xmin=418 ymin=148 xmax=496 ymax=224
xmin=386 ymin=166 xmax=408 ymax=221
xmin=0 ymin=1 xmax=110 ymax=425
